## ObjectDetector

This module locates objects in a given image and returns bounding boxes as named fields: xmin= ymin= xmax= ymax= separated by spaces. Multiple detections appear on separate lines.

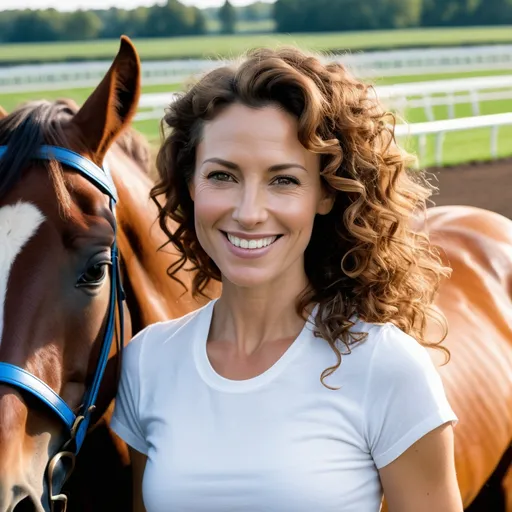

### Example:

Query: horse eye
xmin=76 ymin=262 xmax=110 ymax=288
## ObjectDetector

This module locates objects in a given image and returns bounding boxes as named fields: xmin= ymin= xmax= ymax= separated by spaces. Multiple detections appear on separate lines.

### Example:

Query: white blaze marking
xmin=0 ymin=202 xmax=45 ymax=346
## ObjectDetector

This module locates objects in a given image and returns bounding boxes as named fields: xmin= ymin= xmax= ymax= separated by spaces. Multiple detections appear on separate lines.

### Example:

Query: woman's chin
xmin=221 ymin=269 xmax=278 ymax=290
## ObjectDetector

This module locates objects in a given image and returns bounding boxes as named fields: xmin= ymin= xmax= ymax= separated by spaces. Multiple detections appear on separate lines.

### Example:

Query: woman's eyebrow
xmin=202 ymin=157 xmax=240 ymax=170
xmin=268 ymin=163 xmax=308 ymax=173
xmin=202 ymin=158 xmax=307 ymax=173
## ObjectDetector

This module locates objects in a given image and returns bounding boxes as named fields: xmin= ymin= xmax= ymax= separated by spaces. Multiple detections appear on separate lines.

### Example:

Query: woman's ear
xmin=317 ymin=189 xmax=334 ymax=215
xmin=188 ymin=181 xmax=195 ymax=202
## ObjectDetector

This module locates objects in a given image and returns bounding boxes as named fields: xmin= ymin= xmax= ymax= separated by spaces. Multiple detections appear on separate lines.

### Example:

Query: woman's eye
xmin=76 ymin=262 xmax=110 ymax=288
xmin=273 ymin=176 xmax=300 ymax=186
xmin=208 ymin=171 xmax=234 ymax=182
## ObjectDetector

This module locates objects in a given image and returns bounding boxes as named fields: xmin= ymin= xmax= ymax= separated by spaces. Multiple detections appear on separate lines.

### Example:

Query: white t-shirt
xmin=111 ymin=299 xmax=457 ymax=512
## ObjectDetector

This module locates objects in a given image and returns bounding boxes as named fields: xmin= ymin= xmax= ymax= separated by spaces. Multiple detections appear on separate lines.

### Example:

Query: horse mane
xmin=115 ymin=123 xmax=153 ymax=177
xmin=0 ymin=99 xmax=77 ymax=212
xmin=0 ymin=98 xmax=153 ymax=211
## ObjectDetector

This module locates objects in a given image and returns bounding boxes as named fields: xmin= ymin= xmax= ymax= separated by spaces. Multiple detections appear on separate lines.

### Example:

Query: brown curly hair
xmin=150 ymin=46 xmax=451 ymax=387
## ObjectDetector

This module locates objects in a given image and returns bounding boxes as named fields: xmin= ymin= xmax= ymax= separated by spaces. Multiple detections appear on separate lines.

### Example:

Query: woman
xmin=110 ymin=46 xmax=462 ymax=512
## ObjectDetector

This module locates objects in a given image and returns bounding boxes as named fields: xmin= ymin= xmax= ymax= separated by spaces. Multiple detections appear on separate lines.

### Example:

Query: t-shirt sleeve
xmin=110 ymin=326 xmax=152 ymax=455
xmin=363 ymin=324 xmax=458 ymax=469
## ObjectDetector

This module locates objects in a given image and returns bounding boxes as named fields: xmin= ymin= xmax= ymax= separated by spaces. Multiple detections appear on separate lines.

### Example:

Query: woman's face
xmin=190 ymin=102 xmax=332 ymax=290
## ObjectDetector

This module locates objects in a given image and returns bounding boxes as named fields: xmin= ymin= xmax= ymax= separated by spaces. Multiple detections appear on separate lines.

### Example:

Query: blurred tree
xmin=7 ymin=9 xmax=63 ymax=42
xmin=421 ymin=0 xmax=482 ymax=26
xmin=239 ymin=1 xmax=273 ymax=21
xmin=274 ymin=0 xmax=310 ymax=32
xmin=61 ymin=10 xmax=102 ymax=40
xmin=97 ymin=8 xmax=128 ymax=38
xmin=0 ymin=10 xmax=18 ymax=42
xmin=219 ymin=0 xmax=237 ymax=34
xmin=377 ymin=0 xmax=423 ymax=28
xmin=276 ymin=0 xmax=427 ymax=32
xmin=127 ymin=8 xmax=151 ymax=36
xmin=191 ymin=6 xmax=208 ymax=34
xmin=472 ymin=0 xmax=512 ymax=24
xmin=201 ymin=6 xmax=219 ymax=28
xmin=142 ymin=0 xmax=206 ymax=37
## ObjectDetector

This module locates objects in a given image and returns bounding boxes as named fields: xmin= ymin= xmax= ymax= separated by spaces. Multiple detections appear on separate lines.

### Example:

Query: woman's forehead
xmin=198 ymin=104 xmax=316 ymax=165
xmin=204 ymin=104 xmax=297 ymax=139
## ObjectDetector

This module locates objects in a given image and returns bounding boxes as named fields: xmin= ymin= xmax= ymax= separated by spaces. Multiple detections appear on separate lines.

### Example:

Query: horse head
xmin=0 ymin=36 xmax=141 ymax=512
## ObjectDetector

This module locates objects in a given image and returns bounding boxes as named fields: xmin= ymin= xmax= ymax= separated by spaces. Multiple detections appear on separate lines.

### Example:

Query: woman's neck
xmin=209 ymin=267 xmax=312 ymax=355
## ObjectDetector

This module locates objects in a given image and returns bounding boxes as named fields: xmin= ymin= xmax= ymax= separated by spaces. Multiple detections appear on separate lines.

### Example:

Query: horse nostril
xmin=13 ymin=495 xmax=38 ymax=512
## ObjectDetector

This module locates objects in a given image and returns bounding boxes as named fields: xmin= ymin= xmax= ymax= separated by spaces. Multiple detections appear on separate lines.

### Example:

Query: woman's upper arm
xmin=130 ymin=446 xmax=148 ymax=512
xmin=379 ymin=423 xmax=463 ymax=512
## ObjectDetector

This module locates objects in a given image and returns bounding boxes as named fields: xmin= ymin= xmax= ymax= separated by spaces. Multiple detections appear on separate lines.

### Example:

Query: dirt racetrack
xmin=426 ymin=158 xmax=512 ymax=219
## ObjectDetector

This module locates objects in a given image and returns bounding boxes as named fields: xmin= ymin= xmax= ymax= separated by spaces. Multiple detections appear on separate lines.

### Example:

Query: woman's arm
xmin=130 ymin=446 xmax=148 ymax=512
xmin=379 ymin=423 xmax=463 ymax=512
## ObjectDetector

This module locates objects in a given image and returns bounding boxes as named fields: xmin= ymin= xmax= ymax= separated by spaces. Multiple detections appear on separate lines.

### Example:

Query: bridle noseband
xmin=0 ymin=145 xmax=125 ymax=511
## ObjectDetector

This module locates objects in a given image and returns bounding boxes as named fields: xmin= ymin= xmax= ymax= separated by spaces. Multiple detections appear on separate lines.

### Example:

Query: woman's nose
xmin=231 ymin=186 xmax=268 ymax=228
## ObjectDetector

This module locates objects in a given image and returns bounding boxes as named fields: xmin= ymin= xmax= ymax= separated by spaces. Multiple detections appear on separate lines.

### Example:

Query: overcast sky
xmin=1 ymin=0 xmax=273 ymax=10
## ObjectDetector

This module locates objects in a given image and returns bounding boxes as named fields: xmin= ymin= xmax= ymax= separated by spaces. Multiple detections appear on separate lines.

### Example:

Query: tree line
xmin=0 ymin=0 xmax=246 ymax=43
xmin=275 ymin=0 xmax=512 ymax=32
xmin=0 ymin=0 xmax=511 ymax=44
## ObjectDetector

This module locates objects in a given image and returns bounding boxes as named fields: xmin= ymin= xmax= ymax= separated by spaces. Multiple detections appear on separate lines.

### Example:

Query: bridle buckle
xmin=48 ymin=450 xmax=76 ymax=512
xmin=50 ymin=492 xmax=68 ymax=512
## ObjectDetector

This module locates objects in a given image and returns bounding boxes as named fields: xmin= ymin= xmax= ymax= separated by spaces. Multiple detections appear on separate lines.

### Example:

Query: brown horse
xmin=426 ymin=205 xmax=512 ymax=511
xmin=381 ymin=203 xmax=512 ymax=512
xmin=0 ymin=36 xmax=217 ymax=512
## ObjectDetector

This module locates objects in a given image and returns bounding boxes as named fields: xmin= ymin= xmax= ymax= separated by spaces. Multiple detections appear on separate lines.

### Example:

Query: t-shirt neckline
xmin=193 ymin=299 xmax=316 ymax=393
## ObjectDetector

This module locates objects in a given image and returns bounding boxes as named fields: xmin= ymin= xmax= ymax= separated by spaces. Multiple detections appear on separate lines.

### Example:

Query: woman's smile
xmin=221 ymin=230 xmax=283 ymax=259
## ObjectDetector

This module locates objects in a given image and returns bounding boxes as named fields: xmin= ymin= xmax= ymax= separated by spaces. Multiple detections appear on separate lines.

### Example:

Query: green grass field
xmin=2 ymin=26 xmax=512 ymax=64
xmin=1 ymin=66 xmax=511 ymax=168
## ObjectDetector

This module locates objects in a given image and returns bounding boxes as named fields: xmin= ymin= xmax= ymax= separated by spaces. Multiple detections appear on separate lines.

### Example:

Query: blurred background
xmin=1 ymin=0 xmax=512 ymax=216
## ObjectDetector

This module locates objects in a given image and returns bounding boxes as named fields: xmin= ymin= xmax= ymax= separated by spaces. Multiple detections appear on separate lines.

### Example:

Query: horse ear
xmin=0 ymin=106 xmax=7 ymax=119
xmin=72 ymin=35 xmax=141 ymax=164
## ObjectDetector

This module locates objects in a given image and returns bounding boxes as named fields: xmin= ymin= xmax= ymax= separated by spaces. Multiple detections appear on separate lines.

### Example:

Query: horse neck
xmin=108 ymin=145 xmax=217 ymax=334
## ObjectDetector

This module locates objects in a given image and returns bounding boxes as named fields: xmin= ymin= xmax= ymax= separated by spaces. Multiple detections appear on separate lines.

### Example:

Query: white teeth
xmin=227 ymin=234 xmax=277 ymax=249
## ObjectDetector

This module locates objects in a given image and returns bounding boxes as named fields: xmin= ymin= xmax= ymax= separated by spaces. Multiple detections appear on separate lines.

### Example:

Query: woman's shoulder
xmin=125 ymin=299 xmax=214 ymax=356
xmin=345 ymin=318 xmax=436 ymax=377
xmin=350 ymin=318 xmax=441 ymax=388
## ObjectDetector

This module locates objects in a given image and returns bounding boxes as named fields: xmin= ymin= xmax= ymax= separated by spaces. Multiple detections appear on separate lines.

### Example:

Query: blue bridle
xmin=0 ymin=145 xmax=125 ymax=510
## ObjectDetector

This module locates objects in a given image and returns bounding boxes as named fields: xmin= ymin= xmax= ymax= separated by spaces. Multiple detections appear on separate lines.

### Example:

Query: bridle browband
xmin=0 ymin=145 xmax=125 ymax=511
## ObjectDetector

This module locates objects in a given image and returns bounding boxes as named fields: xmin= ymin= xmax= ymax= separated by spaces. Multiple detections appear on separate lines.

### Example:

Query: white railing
xmin=0 ymin=59 xmax=226 ymax=93
xmin=377 ymin=75 xmax=512 ymax=120
xmin=329 ymin=44 xmax=512 ymax=77
xmin=2 ymin=44 xmax=512 ymax=92
xmin=136 ymin=92 xmax=180 ymax=120
xmin=134 ymin=75 xmax=512 ymax=122
xmin=394 ymin=112 xmax=512 ymax=165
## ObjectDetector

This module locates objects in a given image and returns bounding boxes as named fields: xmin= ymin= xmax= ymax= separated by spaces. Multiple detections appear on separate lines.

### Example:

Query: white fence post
xmin=423 ymin=95 xmax=435 ymax=122
xmin=435 ymin=132 xmax=445 ymax=166
xmin=490 ymin=126 xmax=499 ymax=158
xmin=446 ymin=92 xmax=455 ymax=119
xmin=419 ymin=134 xmax=427 ymax=164
xmin=469 ymin=89 xmax=480 ymax=116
